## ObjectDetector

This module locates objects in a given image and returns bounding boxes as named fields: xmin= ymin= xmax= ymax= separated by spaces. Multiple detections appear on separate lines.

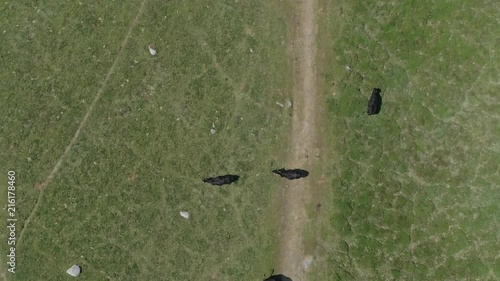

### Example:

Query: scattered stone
xmin=303 ymin=256 xmax=313 ymax=269
xmin=148 ymin=45 xmax=156 ymax=56
xmin=180 ymin=211 xmax=189 ymax=219
xmin=276 ymin=101 xmax=284 ymax=107
xmin=66 ymin=265 xmax=82 ymax=277
xmin=210 ymin=128 xmax=216 ymax=134
xmin=345 ymin=65 xmax=351 ymax=71
xmin=286 ymin=99 xmax=292 ymax=108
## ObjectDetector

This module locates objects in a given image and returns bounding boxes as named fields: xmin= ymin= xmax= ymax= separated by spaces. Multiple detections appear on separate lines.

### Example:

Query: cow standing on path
xmin=272 ymin=168 xmax=309 ymax=180
xmin=367 ymin=88 xmax=382 ymax=115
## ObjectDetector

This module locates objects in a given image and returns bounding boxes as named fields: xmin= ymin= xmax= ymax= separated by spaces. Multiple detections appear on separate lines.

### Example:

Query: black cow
xmin=263 ymin=274 xmax=293 ymax=281
xmin=367 ymin=88 xmax=382 ymax=115
xmin=203 ymin=174 xmax=239 ymax=186
xmin=272 ymin=168 xmax=309 ymax=180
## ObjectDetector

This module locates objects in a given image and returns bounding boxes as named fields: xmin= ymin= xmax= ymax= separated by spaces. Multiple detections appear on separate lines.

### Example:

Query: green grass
xmin=311 ymin=0 xmax=500 ymax=280
xmin=1 ymin=1 xmax=293 ymax=280
xmin=2 ymin=0 xmax=499 ymax=280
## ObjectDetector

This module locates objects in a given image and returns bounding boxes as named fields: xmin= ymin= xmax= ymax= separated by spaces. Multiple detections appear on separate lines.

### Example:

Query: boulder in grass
xmin=66 ymin=264 xmax=82 ymax=277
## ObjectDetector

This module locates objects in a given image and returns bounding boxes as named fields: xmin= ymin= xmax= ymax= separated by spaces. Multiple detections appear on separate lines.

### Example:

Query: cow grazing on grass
xmin=263 ymin=274 xmax=293 ymax=281
xmin=272 ymin=168 xmax=309 ymax=180
xmin=264 ymin=275 xmax=293 ymax=281
xmin=263 ymin=269 xmax=293 ymax=281
xmin=203 ymin=174 xmax=239 ymax=186
xmin=367 ymin=88 xmax=382 ymax=115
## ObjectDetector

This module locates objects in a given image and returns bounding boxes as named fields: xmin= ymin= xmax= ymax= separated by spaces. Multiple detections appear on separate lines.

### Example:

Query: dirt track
xmin=278 ymin=0 xmax=319 ymax=280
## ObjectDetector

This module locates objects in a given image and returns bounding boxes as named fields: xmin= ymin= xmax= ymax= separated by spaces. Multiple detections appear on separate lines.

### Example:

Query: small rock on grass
xmin=180 ymin=211 xmax=190 ymax=219
xmin=148 ymin=45 xmax=157 ymax=56
xmin=66 ymin=265 xmax=82 ymax=277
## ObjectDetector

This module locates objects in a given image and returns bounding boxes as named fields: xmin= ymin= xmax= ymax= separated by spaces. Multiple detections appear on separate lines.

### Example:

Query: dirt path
xmin=278 ymin=0 xmax=318 ymax=280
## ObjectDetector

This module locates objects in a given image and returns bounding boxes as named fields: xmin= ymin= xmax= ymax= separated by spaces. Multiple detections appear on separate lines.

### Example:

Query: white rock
xmin=148 ymin=45 xmax=156 ymax=56
xmin=286 ymin=99 xmax=292 ymax=108
xmin=180 ymin=211 xmax=190 ymax=219
xmin=276 ymin=101 xmax=284 ymax=107
xmin=345 ymin=65 xmax=351 ymax=71
xmin=210 ymin=128 xmax=216 ymax=134
xmin=66 ymin=265 xmax=81 ymax=277
xmin=303 ymin=256 xmax=313 ymax=269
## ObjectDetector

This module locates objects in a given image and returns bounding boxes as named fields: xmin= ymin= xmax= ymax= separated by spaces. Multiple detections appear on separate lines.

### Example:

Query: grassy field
xmin=1 ymin=1 xmax=294 ymax=280
xmin=310 ymin=0 xmax=500 ymax=280
xmin=2 ymin=0 xmax=499 ymax=280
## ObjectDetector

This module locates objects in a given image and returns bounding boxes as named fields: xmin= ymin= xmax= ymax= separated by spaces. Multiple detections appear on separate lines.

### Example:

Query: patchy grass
xmin=311 ymin=0 xmax=500 ymax=280
xmin=3 ymin=0 xmax=499 ymax=280
xmin=1 ymin=0 xmax=293 ymax=280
